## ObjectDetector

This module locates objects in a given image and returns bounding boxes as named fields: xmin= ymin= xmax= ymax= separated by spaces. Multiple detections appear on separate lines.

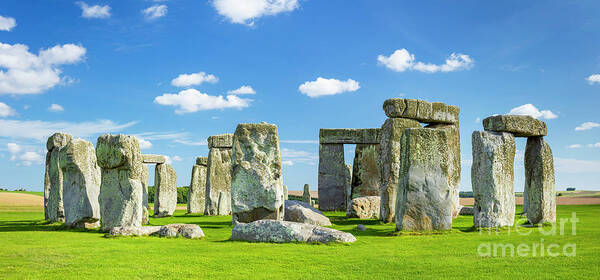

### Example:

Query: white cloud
xmin=213 ymin=0 xmax=299 ymax=26
xmin=575 ymin=122 xmax=600 ymax=131
xmin=227 ymin=85 xmax=256 ymax=95
xmin=19 ymin=151 xmax=44 ymax=166
xmin=282 ymin=160 xmax=294 ymax=166
xmin=173 ymin=139 xmax=207 ymax=146
xmin=154 ymin=88 xmax=251 ymax=114
xmin=475 ymin=117 xmax=481 ymax=124
xmin=172 ymin=155 xmax=182 ymax=161
xmin=298 ymin=77 xmax=360 ymax=98
xmin=7 ymin=143 xmax=21 ymax=154
xmin=586 ymin=74 xmax=600 ymax=85
xmin=0 ymin=119 xmax=136 ymax=140
xmin=0 ymin=42 xmax=86 ymax=95
xmin=171 ymin=72 xmax=218 ymax=87
xmin=377 ymin=48 xmax=474 ymax=73
xmin=48 ymin=104 xmax=64 ymax=112
xmin=0 ymin=102 xmax=16 ymax=117
xmin=138 ymin=138 xmax=153 ymax=149
xmin=555 ymin=157 xmax=600 ymax=173
xmin=589 ymin=142 xmax=600 ymax=148
xmin=0 ymin=16 xmax=16 ymax=31
xmin=142 ymin=5 xmax=168 ymax=20
xmin=281 ymin=148 xmax=317 ymax=165
xmin=76 ymin=2 xmax=111 ymax=19
xmin=568 ymin=144 xmax=582 ymax=149
xmin=508 ymin=104 xmax=557 ymax=120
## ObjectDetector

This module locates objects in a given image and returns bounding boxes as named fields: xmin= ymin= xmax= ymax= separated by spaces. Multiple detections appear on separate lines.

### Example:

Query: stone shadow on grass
xmin=0 ymin=219 xmax=100 ymax=234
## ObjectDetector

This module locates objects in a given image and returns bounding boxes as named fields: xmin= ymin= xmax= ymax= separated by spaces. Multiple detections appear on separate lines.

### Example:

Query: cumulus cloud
xmin=171 ymin=72 xmax=218 ymax=87
xmin=0 ymin=16 xmax=16 ymax=31
xmin=76 ymin=2 xmax=111 ymax=19
xmin=227 ymin=85 xmax=256 ymax=95
xmin=377 ymin=48 xmax=473 ymax=73
xmin=142 ymin=5 xmax=168 ymax=20
xmin=19 ymin=151 xmax=44 ymax=166
xmin=137 ymin=138 xmax=153 ymax=149
xmin=575 ymin=122 xmax=600 ymax=131
xmin=0 ymin=119 xmax=136 ymax=140
xmin=7 ymin=142 xmax=21 ymax=160
xmin=48 ymin=104 xmax=64 ymax=112
xmin=154 ymin=88 xmax=252 ymax=114
xmin=587 ymin=74 xmax=600 ymax=85
xmin=281 ymin=148 xmax=317 ymax=165
xmin=508 ymin=104 xmax=557 ymax=120
xmin=212 ymin=0 xmax=299 ymax=26
xmin=298 ymin=77 xmax=360 ymax=98
xmin=0 ymin=102 xmax=16 ymax=117
xmin=0 ymin=42 xmax=86 ymax=95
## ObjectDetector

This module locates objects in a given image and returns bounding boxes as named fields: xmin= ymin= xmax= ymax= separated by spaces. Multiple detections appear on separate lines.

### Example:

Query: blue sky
xmin=0 ymin=0 xmax=599 ymax=192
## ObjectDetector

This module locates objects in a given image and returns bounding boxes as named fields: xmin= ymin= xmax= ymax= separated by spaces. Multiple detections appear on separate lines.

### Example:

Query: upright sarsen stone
xmin=96 ymin=134 xmax=144 ymax=231
xmin=45 ymin=132 xmax=73 ymax=222
xmin=318 ymin=144 xmax=346 ymax=211
xmin=141 ymin=164 xmax=149 ymax=224
xmin=351 ymin=144 xmax=381 ymax=199
xmin=378 ymin=118 xmax=421 ymax=222
xmin=231 ymin=123 xmax=284 ymax=223
xmin=395 ymin=128 xmax=452 ymax=231
xmin=344 ymin=164 xmax=352 ymax=210
xmin=205 ymin=134 xmax=233 ymax=216
xmin=524 ymin=137 xmax=556 ymax=224
xmin=471 ymin=131 xmax=516 ymax=228
xmin=154 ymin=163 xmax=177 ymax=217
xmin=60 ymin=138 xmax=102 ymax=228
xmin=303 ymin=184 xmax=311 ymax=204
xmin=188 ymin=158 xmax=207 ymax=214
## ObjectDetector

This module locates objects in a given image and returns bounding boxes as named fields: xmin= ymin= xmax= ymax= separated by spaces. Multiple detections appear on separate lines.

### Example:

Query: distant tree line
xmin=147 ymin=186 xmax=190 ymax=204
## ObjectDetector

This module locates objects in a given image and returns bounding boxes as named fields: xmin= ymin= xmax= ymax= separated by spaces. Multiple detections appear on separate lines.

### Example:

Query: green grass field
xmin=1 ymin=204 xmax=599 ymax=279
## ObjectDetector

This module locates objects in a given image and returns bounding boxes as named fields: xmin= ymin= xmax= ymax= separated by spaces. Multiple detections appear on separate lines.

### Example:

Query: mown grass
xmin=0 ymin=205 xmax=599 ymax=279
xmin=0 ymin=190 xmax=44 ymax=197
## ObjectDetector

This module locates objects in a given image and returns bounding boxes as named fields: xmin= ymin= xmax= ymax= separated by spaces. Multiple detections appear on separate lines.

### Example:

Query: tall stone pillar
xmin=351 ymin=144 xmax=381 ymax=199
xmin=524 ymin=136 xmax=556 ymax=224
xmin=318 ymin=143 xmax=346 ymax=211
xmin=205 ymin=134 xmax=233 ymax=216
xmin=188 ymin=157 xmax=207 ymax=214
xmin=154 ymin=163 xmax=177 ymax=217
xmin=141 ymin=165 xmax=149 ymax=224
xmin=303 ymin=184 xmax=311 ymax=204
xmin=45 ymin=132 xmax=73 ymax=222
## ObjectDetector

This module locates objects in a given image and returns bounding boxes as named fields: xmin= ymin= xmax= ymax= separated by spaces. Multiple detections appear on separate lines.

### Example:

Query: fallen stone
xmin=347 ymin=196 xmax=380 ymax=219
xmin=357 ymin=224 xmax=366 ymax=231
xmin=60 ymin=138 xmax=102 ymax=228
xmin=108 ymin=224 xmax=204 ymax=239
xmin=378 ymin=118 xmax=421 ymax=222
xmin=471 ymin=131 xmax=516 ymax=227
xmin=108 ymin=226 xmax=162 ymax=237
xmin=231 ymin=220 xmax=356 ymax=244
xmin=319 ymin=128 xmax=380 ymax=144
xmin=231 ymin=122 xmax=284 ymax=223
xmin=142 ymin=154 xmax=166 ymax=164
xmin=483 ymin=115 xmax=547 ymax=137
xmin=208 ymin=134 xmax=233 ymax=148
xmin=383 ymin=98 xmax=459 ymax=124
xmin=524 ymin=137 xmax=556 ymax=224
xmin=205 ymin=136 xmax=233 ymax=216
xmin=459 ymin=206 xmax=474 ymax=216
xmin=284 ymin=200 xmax=331 ymax=226
xmin=302 ymin=184 xmax=311 ymax=204
xmin=318 ymin=143 xmax=346 ymax=211
xmin=45 ymin=132 xmax=73 ymax=222
xmin=351 ymin=144 xmax=381 ymax=199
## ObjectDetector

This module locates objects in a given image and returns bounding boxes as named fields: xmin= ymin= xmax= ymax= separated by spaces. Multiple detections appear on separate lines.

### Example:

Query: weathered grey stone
xmin=205 ymin=144 xmax=232 ymax=216
xmin=344 ymin=164 xmax=352 ymax=210
xmin=459 ymin=206 xmax=474 ymax=215
xmin=303 ymin=184 xmax=311 ymax=204
xmin=351 ymin=144 xmax=381 ymax=199
xmin=383 ymin=99 xmax=459 ymax=124
xmin=523 ymin=188 xmax=528 ymax=215
xmin=231 ymin=123 xmax=284 ymax=223
xmin=319 ymin=128 xmax=380 ymax=144
xmin=141 ymin=165 xmax=149 ymax=224
xmin=208 ymin=134 xmax=233 ymax=148
xmin=471 ymin=131 xmax=516 ymax=228
xmin=378 ymin=118 xmax=421 ymax=222
xmin=157 ymin=224 xmax=205 ymax=239
xmin=196 ymin=156 xmax=208 ymax=166
xmin=284 ymin=200 xmax=331 ymax=226
xmin=45 ymin=132 xmax=73 ymax=222
xmin=283 ymin=185 xmax=288 ymax=200
xmin=483 ymin=115 xmax=547 ymax=137
xmin=395 ymin=128 xmax=452 ymax=231
xmin=141 ymin=154 xmax=166 ymax=164
xmin=231 ymin=220 xmax=356 ymax=243
xmin=347 ymin=196 xmax=380 ymax=219
xmin=154 ymin=163 xmax=177 ymax=217
xmin=217 ymin=190 xmax=230 ymax=216
xmin=426 ymin=123 xmax=461 ymax=219
xmin=357 ymin=224 xmax=366 ymax=231
xmin=60 ymin=138 xmax=102 ymax=228
xmin=524 ymin=137 xmax=556 ymax=224
xmin=318 ymin=144 xmax=346 ymax=211
xmin=96 ymin=134 xmax=144 ymax=231
xmin=187 ymin=164 xmax=207 ymax=214
xmin=108 ymin=226 xmax=162 ymax=236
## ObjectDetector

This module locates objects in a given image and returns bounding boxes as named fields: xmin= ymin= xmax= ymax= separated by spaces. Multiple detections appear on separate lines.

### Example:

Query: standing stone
xmin=522 ymin=188 xmax=528 ymax=215
xmin=204 ymin=134 xmax=233 ymax=216
xmin=141 ymin=165 xmax=149 ymax=224
xmin=231 ymin=123 xmax=284 ymax=223
xmin=524 ymin=137 xmax=556 ymax=224
xmin=302 ymin=184 xmax=311 ymax=204
xmin=471 ymin=131 xmax=516 ymax=228
xmin=318 ymin=144 xmax=346 ymax=211
xmin=351 ymin=144 xmax=381 ymax=199
xmin=283 ymin=185 xmax=288 ymax=200
xmin=188 ymin=158 xmax=207 ymax=214
xmin=45 ymin=132 xmax=73 ymax=222
xmin=378 ymin=118 xmax=421 ymax=222
xmin=154 ymin=163 xmax=177 ymax=217
xmin=44 ymin=152 xmax=51 ymax=220
xmin=344 ymin=164 xmax=352 ymax=210
xmin=96 ymin=134 xmax=144 ymax=231
xmin=60 ymin=138 xmax=102 ymax=228
xmin=217 ymin=190 xmax=230 ymax=216
xmin=395 ymin=128 xmax=452 ymax=231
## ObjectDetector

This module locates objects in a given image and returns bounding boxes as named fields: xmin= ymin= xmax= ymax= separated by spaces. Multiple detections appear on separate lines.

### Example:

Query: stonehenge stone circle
xmin=142 ymin=154 xmax=167 ymax=164
xmin=231 ymin=122 xmax=284 ymax=223
xmin=347 ymin=196 xmax=380 ymax=219
xmin=60 ymin=138 xmax=102 ymax=228
xmin=351 ymin=144 xmax=381 ymax=199
xmin=231 ymin=220 xmax=356 ymax=244
xmin=284 ymin=200 xmax=331 ymax=226
xmin=395 ymin=128 xmax=453 ymax=231
xmin=154 ymin=163 xmax=177 ymax=217
xmin=45 ymin=132 xmax=73 ymax=222
xmin=302 ymin=184 xmax=311 ymax=204
xmin=188 ymin=157 xmax=207 ymax=214
xmin=96 ymin=134 xmax=144 ymax=231
xmin=483 ymin=115 xmax=547 ymax=137
xmin=205 ymin=134 xmax=233 ymax=216
xmin=524 ymin=137 xmax=556 ymax=224
xmin=471 ymin=131 xmax=516 ymax=227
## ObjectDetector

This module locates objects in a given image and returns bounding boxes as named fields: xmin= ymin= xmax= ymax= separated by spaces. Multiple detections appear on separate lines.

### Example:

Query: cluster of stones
xmin=472 ymin=115 xmax=555 ymax=226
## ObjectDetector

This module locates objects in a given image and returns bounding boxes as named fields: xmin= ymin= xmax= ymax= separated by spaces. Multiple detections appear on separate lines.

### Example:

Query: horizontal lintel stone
xmin=319 ymin=128 xmax=381 ymax=144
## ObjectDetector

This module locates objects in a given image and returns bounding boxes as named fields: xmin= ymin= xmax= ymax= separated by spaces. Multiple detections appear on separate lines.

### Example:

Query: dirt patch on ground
xmin=0 ymin=192 xmax=43 ymax=207
xmin=460 ymin=197 xmax=600 ymax=206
